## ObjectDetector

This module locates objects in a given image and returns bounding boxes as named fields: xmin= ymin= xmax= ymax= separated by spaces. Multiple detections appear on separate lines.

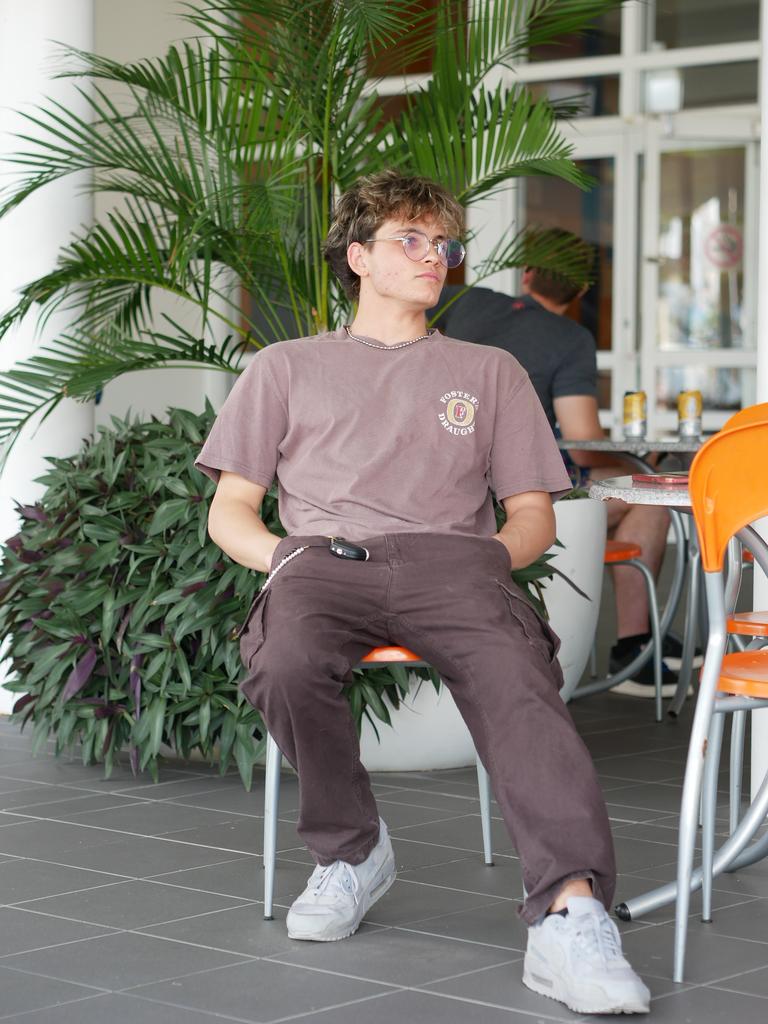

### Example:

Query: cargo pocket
xmin=236 ymin=587 xmax=271 ymax=667
xmin=495 ymin=579 xmax=561 ymax=666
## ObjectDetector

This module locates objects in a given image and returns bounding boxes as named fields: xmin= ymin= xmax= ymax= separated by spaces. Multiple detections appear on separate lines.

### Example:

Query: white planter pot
xmin=360 ymin=499 xmax=607 ymax=770
xmin=545 ymin=498 xmax=608 ymax=701
xmin=359 ymin=676 xmax=476 ymax=772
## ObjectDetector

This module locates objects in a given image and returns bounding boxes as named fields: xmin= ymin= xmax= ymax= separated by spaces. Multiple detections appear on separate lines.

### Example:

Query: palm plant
xmin=0 ymin=0 xmax=621 ymax=452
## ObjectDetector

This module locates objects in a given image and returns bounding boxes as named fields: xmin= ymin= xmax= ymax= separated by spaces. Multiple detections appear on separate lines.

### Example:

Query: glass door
xmin=639 ymin=116 xmax=759 ymax=434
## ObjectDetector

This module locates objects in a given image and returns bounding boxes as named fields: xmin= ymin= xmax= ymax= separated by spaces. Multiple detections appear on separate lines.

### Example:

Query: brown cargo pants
xmin=239 ymin=532 xmax=616 ymax=924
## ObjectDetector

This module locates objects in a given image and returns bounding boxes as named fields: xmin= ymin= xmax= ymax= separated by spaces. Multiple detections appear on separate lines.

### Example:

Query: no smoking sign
xmin=704 ymin=224 xmax=743 ymax=270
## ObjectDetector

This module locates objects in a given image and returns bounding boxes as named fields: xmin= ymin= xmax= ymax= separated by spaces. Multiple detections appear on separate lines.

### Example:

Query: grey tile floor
xmin=1 ymin=691 xmax=767 ymax=1024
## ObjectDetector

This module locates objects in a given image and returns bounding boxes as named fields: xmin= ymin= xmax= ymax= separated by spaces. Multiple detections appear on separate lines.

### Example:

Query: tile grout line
xmin=0 ymin=992 xmax=118 ymax=1023
xmin=4 ymin=894 xmax=259 ymax=934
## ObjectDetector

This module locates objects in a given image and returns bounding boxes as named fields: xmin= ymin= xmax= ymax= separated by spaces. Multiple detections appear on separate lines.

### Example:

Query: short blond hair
xmin=324 ymin=170 xmax=464 ymax=300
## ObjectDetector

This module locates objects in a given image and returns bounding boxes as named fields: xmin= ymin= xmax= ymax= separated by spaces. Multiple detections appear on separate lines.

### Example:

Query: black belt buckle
xmin=329 ymin=536 xmax=369 ymax=561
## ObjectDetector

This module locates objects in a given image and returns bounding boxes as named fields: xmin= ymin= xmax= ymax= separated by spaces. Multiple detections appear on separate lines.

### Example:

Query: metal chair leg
xmin=701 ymin=712 xmax=725 ymax=923
xmin=476 ymin=755 xmax=494 ymax=866
xmin=263 ymin=732 xmax=282 ymax=920
xmin=570 ymin=553 xmax=664 ymax=711
xmin=730 ymin=709 xmax=747 ymax=834
xmin=673 ymin=575 xmax=728 ymax=984
xmin=263 ymin=734 xmax=496 ymax=920
xmin=668 ymin=544 xmax=702 ymax=717
xmin=617 ymin=762 xmax=768 ymax=926
xmin=628 ymin=558 xmax=663 ymax=722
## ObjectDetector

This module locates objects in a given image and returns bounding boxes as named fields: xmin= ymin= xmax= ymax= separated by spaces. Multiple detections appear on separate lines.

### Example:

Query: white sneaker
xmin=286 ymin=819 xmax=396 ymax=941
xmin=523 ymin=896 xmax=650 ymax=1015
xmin=610 ymin=679 xmax=692 ymax=699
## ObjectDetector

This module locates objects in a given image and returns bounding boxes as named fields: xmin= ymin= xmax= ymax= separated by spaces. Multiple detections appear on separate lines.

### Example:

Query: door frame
xmin=638 ymin=111 xmax=759 ymax=434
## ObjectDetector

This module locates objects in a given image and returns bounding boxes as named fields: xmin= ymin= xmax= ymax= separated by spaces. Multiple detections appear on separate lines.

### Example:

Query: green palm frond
xmin=1 ymin=43 xmax=303 ymax=222
xmin=398 ymin=83 xmax=591 ymax=204
xmin=474 ymin=227 xmax=597 ymax=285
xmin=431 ymin=228 xmax=596 ymax=324
xmin=523 ymin=0 xmax=623 ymax=51
xmin=0 ymin=0 xmax=626 ymax=457
xmin=0 ymin=324 xmax=243 ymax=457
xmin=425 ymin=1 xmax=622 ymax=97
xmin=2 ymin=205 xmax=229 ymax=341
xmin=188 ymin=0 xmax=437 ymax=69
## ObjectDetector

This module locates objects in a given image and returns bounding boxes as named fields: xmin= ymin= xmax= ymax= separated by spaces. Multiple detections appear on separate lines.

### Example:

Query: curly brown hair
xmin=324 ymin=170 xmax=464 ymax=300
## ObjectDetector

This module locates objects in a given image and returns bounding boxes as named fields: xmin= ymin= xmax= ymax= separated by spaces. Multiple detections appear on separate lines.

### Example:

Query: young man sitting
xmin=196 ymin=170 xmax=650 ymax=1016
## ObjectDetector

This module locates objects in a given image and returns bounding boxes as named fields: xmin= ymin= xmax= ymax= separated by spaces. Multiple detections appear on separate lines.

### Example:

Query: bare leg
xmin=550 ymin=878 xmax=593 ymax=911
xmin=588 ymin=466 xmax=669 ymax=640
xmin=610 ymin=502 xmax=670 ymax=638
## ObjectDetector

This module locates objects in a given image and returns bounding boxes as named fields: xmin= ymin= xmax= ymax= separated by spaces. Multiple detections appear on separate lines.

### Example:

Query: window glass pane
xmin=681 ymin=61 xmax=757 ymax=109
xmin=596 ymin=370 xmax=612 ymax=410
xmin=657 ymin=148 xmax=745 ymax=352
xmin=524 ymin=158 xmax=614 ymax=352
xmin=656 ymin=367 xmax=754 ymax=411
xmin=528 ymin=11 xmax=621 ymax=60
xmin=644 ymin=62 xmax=757 ymax=113
xmin=651 ymin=0 xmax=759 ymax=49
xmin=529 ymin=77 xmax=619 ymax=117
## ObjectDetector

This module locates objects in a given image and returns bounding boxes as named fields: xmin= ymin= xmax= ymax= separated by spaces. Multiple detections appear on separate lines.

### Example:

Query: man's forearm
xmin=494 ymin=507 xmax=555 ymax=570
xmin=208 ymin=497 xmax=280 ymax=573
xmin=567 ymin=447 xmax=618 ymax=469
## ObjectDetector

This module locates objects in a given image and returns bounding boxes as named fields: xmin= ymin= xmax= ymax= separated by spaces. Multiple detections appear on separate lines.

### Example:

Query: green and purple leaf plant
xmin=0 ymin=405 xmax=565 ymax=786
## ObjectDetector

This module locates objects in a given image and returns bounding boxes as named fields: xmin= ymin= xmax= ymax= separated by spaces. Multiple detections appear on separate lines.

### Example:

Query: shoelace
xmin=571 ymin=913 xmax=624 ymax=965
xmin=308 ymin=862 xmax=359 ymax=901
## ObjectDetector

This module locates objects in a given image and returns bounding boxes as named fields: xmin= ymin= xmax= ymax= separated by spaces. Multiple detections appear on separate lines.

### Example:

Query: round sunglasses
xmin=364 ymin=229 xmax=465 ymax=269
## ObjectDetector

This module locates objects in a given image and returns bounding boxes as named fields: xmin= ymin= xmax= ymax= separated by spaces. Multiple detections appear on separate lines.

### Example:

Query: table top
xmin=557 ymin=437 xmax=702 ymax=454
xmin=588 ymin=474 xmax=692 ymax=508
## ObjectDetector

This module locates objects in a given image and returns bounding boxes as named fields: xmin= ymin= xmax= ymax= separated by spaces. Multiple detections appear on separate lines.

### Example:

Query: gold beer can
xmin=677 ymin=390 xmax=702 ymax=438
xmin=623 ymin=391 xmax=647 ymax=438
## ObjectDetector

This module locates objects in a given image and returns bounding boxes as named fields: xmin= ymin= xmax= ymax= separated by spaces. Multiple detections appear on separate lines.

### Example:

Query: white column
xmin=0 ymin=1 xmax=95 ymax=713
xmin=752 ymin=0 xmax=768 ymax=797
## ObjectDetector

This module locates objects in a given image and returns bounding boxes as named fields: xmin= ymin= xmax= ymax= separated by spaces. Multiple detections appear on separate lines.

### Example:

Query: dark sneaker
xmin=661 ymin=634 xmax=703 ymax=671
xmin=609 ymin=644 xmax=690 ymax=699
xmin=523 ymin=896 xmax=650 ymax=1014
xmin=286 ymin=819 xmax=396 ymax=941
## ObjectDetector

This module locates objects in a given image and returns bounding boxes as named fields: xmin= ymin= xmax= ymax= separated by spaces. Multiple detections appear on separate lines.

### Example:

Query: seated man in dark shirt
xmin=432 ymin=267 xmax=682 ymax=696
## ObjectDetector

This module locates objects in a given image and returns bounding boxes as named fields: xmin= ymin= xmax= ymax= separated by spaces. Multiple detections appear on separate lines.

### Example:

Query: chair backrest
xmin=723 ymin=402 xmax=768 ymax=430
xmin=689 ymin=421 xmax=768 ymax=573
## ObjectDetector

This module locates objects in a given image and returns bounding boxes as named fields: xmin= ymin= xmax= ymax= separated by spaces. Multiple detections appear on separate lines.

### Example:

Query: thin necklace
xmin=343 ymin=324 xmax=434 ymax=350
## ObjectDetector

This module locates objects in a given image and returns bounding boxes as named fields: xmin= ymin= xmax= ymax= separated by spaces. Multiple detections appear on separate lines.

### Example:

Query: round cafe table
xmin=587 ymin=474 xmax=695 ymax=717
xmin=557 ymin=437 xmax=701 ymax=459
xmin=557 ymin=437 xmax=703 ymax=711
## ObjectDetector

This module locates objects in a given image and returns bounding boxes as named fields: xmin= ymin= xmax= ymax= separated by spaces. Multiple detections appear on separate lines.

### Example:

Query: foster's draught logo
xmin=438 ymin=390 xmax=479 ymax=435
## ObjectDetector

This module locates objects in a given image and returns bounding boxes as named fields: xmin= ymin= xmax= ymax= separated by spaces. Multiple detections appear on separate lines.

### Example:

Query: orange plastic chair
xmin=360 ymin=645 xmax=421 ymax=664
xmin=722 ymin=400 xmax=768 ymax=430
xmin=717 ymin=405 xmax=768 ymax=798
xmin=670 ymin=421 xmax=768 ymax=982
xmin=603 ymin=540 xmax=664 ymax=717
xmin=603 ymin=540 xmax=642 ymax=563
xmin=719 ymin=403 xmax=768 ymax=633
xmin=579 ymin=539 xmax=665 ymax=718
xmin=261 ymin=646 xmax=494 ymax=920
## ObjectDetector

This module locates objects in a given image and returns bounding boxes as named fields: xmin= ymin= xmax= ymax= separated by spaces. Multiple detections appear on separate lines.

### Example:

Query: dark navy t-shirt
xmin=430 ymin=286 xmax=597 ymax=433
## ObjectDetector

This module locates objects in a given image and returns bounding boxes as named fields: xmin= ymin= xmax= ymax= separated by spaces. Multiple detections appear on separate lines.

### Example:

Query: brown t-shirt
xmin=195 ymin=328 xmax=571 ymax=541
